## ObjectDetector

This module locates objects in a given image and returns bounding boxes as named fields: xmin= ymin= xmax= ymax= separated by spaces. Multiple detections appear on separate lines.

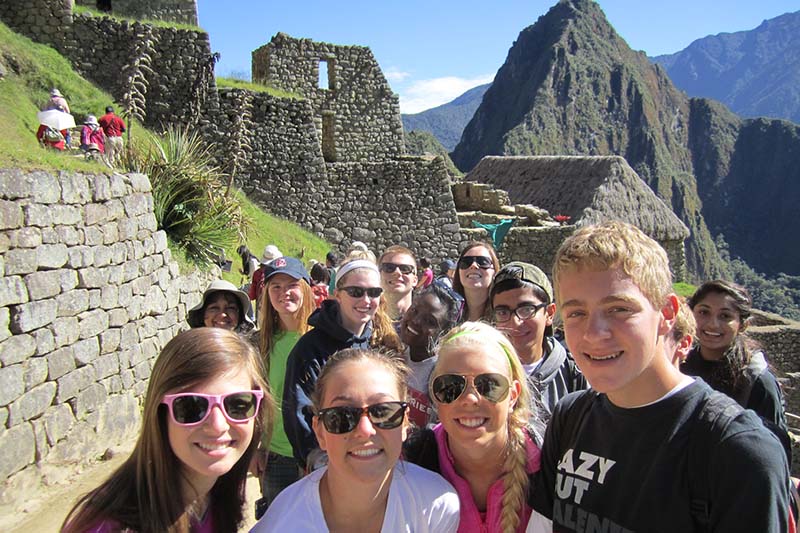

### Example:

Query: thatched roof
xmin=465 ymin=155 xmax=689 ymax=241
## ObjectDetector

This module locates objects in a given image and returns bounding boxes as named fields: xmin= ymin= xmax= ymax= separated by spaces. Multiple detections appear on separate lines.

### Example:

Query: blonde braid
xmin=499 ymin=424 xmax=529 ymax=532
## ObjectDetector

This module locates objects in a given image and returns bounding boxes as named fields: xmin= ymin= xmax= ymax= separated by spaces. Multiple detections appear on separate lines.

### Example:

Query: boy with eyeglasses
xmin=526 ymin=221 xmax=794 ymax=533
xmin=378 ymin=245 xmax=419 ymax=323
xmin=490 ymin=261 xmax=586 ymax=418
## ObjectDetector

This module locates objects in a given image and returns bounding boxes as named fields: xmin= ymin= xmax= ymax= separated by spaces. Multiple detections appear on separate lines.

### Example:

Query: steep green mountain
xmin=403 ymin=130 xmax=461 ymax=177
xmin=652 ymin=11 xmax=800 ymax=124
xmin=401 ymin=83 xmax=490 ymax=151
xmin=451 ymin=0 xmax=728 ymax=281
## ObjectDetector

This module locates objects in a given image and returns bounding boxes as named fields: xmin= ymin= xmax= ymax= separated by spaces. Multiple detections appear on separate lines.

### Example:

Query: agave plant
xmin=124 ymin=126 xmax=250 ymax=264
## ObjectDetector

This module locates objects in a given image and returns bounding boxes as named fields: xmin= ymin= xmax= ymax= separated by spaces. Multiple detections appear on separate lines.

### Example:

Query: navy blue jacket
xmin=282 ymin=299 xmax=372 ymax=465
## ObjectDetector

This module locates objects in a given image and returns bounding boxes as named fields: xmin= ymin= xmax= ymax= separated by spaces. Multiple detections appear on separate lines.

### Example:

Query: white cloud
xmin=399 ymin=74 xmax=494 ymax=114
xmin=384 ymin=68 xmax=411 ymax=82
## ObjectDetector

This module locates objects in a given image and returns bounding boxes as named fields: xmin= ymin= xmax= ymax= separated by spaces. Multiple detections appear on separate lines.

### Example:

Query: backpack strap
xmin=687 ymin=391 xmax=743 ymax=531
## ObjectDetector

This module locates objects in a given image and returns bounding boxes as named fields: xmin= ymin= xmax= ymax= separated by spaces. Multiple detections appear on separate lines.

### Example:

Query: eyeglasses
xmin=316 ymin=401 xmax=408 ymax=434
xmin=493 ymin=302 xmax=548 ymax=323
xmin=338 ymin=286 xmax=384 ymax=299
xmin=457 ymin=256 xmax=494 ymax=270
xmin=161 ymin=391 xmax=264 ymax=426
xmin=431 ymin=373 xmax=510 ymax=404
xmin=380 ymin=262 xmax=416 ymax=275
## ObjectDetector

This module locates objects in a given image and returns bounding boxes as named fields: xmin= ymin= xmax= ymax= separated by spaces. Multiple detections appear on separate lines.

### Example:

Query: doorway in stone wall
xmin=97 ymin=0 xmax=112 ymax=12
xmin=322 ymin=111 xmax=336 ymax=162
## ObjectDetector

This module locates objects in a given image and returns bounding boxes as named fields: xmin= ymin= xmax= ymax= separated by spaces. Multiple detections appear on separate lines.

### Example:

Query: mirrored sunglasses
xmin=493 ymin=302 xmax=548 ymax=323
xmin=339 ymin=286 xmax=384 ymax=298
xmin=380 ymin=262 xmax=416 ymax=275
xmin=317 ymin=401 xmax=408 ymax=434
xmin=430 ymin=373 xmax=510 ymax=404
xmin=457 ymin=256 xmax=494 ymax=269
xmin=161 ymin=391 xmax=263 ymax=426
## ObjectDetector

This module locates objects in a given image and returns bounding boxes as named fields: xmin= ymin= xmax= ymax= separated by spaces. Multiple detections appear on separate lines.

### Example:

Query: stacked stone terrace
xmin=0 ymin=170 xmax=210 ymax=512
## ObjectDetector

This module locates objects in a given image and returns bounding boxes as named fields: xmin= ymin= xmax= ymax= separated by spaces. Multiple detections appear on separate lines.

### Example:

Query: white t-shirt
xmin=251 ymin=461 xmax=460 ymax=532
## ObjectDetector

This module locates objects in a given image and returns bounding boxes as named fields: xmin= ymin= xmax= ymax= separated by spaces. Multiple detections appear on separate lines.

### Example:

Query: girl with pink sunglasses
xmin=61 ymin=328 xmax=273 ymax=533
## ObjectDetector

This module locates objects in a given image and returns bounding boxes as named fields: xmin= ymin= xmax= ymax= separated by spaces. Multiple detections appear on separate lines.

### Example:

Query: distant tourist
xmin=253 ymin=348 xmax=460 ymax=532
xmin=79 ymin=115 xmax=105 ymax=156
xmin=324 ymin=251 xmax=339 ymax=294
xmin=61 ymin=328 xmax=273 ymax=533
xmin=308 ymin=262 xmax=330 ymax=307
xmin=452 ymin=241 xmax=499 ymax=322
xmin=378 ymin=245 xmax=418 ymax=322
xmin=666 ymin=297 xmax=695 ymax=368
xmin=44 ymin=88 xmax=70 ymax=113
xmin=187 ymin=279 xmax=255 ymax=332
xmin=98 ymin=106 xmax=126 ymax=167
xmin=436 ymin=259 xmax=456 ymax=289
xmin=416 ymin=257 xmax=434 ymax=289
xmin=249 ymin=245 xmax=283 ymax=319
xmin=36 ymin=124 xmax=67 ymax=151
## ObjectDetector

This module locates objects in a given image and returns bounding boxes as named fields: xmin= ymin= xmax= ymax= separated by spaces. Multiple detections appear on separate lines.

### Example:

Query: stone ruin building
xmin=73 ymin=0 xmax=199 ymax=26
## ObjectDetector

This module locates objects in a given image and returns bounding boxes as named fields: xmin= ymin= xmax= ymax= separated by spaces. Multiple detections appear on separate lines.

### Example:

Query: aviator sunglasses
xmin=431 ymin=373 xmax=511 ymax=404
xmin=457 ymin=256 xmax=494 ymax=269
xmin=380 ymin=262 xmax=416 ymax=275
xmin=338 ymin=286 xmax=384 ymax=298
xmin=161 ymin=391 xmax=264 ymax=426
xmin=317 ymin=401 xmax=408 ymax=434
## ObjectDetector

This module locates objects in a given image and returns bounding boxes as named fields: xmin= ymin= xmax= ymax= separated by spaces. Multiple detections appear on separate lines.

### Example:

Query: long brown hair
xmin=452 ymin=241 xmax=500 ymax=321
xmin=259 ymin=277 xmax=315 ymax=371
xmin=62 ymin=328 xmax=273 ymax=533
xmin=335 ymin=265 xmax=402 ymax=353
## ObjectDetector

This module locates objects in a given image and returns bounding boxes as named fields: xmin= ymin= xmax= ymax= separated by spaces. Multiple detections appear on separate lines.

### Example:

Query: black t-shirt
xmin=529 ymin=379 xmax=791 ymax=532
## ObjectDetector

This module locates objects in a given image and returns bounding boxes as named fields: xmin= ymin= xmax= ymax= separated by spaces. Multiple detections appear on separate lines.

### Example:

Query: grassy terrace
xmin=0 ymin=19 xmax=330 ymax=275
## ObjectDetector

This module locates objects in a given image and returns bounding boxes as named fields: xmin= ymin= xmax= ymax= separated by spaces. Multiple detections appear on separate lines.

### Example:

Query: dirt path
xmin=6 ymin=452 xmax=260 ymax=533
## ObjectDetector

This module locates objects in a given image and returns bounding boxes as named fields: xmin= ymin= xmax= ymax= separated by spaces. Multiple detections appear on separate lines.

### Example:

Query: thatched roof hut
xmin=465 ymin=155 xmax=689 ymax=241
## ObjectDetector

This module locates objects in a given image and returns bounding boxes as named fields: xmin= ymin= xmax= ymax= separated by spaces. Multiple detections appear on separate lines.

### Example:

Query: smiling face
xmin=433 ymin=343 xmax=520 ymax=454
xmin=458 ymin=245 xmax=496 ymax=291
xmin=558 ymin=266 xmax=676 ymax=407
xmin=691 ymin=291 xmax=743 ymax=361
xmin=492 ymin=286 xmax=555 ymax=364
xmin=167 ymin=367 xmax=255 ymax=494
xmin=313 ymin=359 xmax=406 ymax=486
xmin=203 ymin=292 xmax=241 ymax=330
xmin=267 ymin=273 xmax=304 ymax=317
xmin=380 ymin=252 xmax=418 ymax=298
xmin=399 ymin=293 xmax=448 ymax=352
xmin=335 ymin=269 xmax=382 ymax=336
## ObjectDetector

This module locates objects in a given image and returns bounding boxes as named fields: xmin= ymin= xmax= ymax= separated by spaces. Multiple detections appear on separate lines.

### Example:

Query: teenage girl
xmin=283 ymin=259 xmax=402 ymax=468
xmin=61 ymin=328 xmax=272 ymax=533
xmin=405 ymin=321 xmax=542 ymax=533
xmin=253 ymin=348 xmax=460 ymax=532
xmin=253 ymin=257 xmax=316 ymax=517
xmin=683 ymin=280 xmax=789 ymax=449
xmin=399 ymin=283 xmax=462 ymax=428
xmin=452 ymin=242 xmax=500 ymax=322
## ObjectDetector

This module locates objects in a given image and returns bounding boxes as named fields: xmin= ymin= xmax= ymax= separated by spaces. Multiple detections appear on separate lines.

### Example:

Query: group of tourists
xmin=60 ymin=222 xmax=796 ymax=532
xmin=36 ymin=88 xmax=126 ymax=166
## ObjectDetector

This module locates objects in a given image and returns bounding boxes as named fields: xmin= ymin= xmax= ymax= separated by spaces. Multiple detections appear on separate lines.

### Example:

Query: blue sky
xmin=197 ymin=0 xmax=799 ymax=113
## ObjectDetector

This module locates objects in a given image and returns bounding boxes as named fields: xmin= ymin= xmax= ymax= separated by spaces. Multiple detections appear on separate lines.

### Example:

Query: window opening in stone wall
xmin=318 ymin=60 xmax=329 ymax=90
xmin=372 ymin=178 xmax=378 ymax=185
xmin=97 ymin=0 xmax=112 ymax=12
xmin=322 ymin=112 xmax=336 ymax=162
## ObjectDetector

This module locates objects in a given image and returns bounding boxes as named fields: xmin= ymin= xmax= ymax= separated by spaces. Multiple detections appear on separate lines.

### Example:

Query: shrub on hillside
xmin=122 ymin=126 xmax=250 ymax=265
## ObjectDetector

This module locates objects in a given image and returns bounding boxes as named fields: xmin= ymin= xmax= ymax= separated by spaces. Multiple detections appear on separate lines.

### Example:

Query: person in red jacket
xmin=98 ymin=106 xmax=126 ymax=166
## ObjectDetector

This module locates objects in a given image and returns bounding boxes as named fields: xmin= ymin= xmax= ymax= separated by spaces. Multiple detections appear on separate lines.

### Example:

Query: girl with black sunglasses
xmin=283 ymin=259 xmax=402 ymax=470
xmin=253 ymin=348 xmax=460 ymax=532
xmin=61 ymin=328 xmax=273 ymax=533
xmin=452 ymin=241 xmax=500 ymax=322
xmin=404 ymin=322 xmax=544 ymax=533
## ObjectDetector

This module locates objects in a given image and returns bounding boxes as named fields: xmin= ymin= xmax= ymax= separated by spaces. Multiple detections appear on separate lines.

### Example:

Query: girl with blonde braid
xmin=404 ymin=321 xmax=543 ymax=532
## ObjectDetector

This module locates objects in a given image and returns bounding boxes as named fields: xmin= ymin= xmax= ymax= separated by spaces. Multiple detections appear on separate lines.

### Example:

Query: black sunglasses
xmin=317 ymin=401 xmax=408 ymax=434
xmin=431 ymin=373 xmax=510 ymax=404
xmin=338 ymin=286 xmax=384 ymax=298
xmin=493 ymin=302 xmax=548 ymax=323
xmin=161 ymin=391 xmax=264 ymax=426
xmin=458 ymin=256 xmax=494 ymax=269
xmin=380 ymin=262 xmax=416 ymax=275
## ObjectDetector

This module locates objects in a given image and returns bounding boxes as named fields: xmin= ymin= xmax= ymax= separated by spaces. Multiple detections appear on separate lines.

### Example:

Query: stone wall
xmin=0 ymin=169 xmax=211 ymax=512
xmin=74 ymin=0 xmax=199 ymax=26
xmin=0 ymin=0 xmax=72 ymax=50
xmin=252 ymin=33 xmax=405 ymax=162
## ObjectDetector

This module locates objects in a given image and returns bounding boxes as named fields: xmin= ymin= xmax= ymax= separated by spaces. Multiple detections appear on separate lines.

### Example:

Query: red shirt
xmin=99 ymin=112 xmax=126 ymax=137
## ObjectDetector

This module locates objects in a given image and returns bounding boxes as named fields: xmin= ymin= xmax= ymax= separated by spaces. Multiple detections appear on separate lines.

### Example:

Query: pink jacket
xmin=434 ymin=423 xmax=541 ymax=533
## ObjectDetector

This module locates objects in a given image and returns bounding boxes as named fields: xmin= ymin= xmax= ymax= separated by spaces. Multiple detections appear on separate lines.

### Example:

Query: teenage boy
xmin=378 ymin=245 xmax=418 ymax=322
xmin=490 ymin=261 xmax=586 ymax=417
xmin=527 ymin=221 xmax=793 ymax=533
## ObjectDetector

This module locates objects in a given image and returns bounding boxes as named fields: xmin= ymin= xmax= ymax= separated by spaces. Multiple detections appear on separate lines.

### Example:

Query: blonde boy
xmin=527 ymin=221 xmax=792 ymax=533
